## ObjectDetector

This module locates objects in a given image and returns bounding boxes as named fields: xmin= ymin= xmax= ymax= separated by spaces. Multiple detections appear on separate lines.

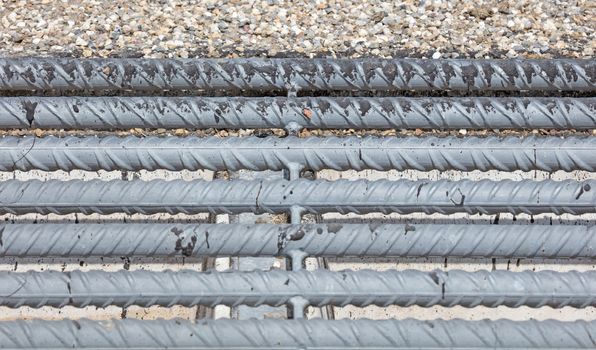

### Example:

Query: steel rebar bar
xmin=0 ymin=178 xmax=593 ymax=216
xmin=1 ymin=223 xmax=594 ymax=259
xmin=1 ymin=58 xmax=594 ymax=92
xmin=0 ymin=318 xmax=594 ymax=349
xmin=2 ymin=269 xmax=594 ymax=309
xmin=1 ymin=96 xmax=594 ymax=130
xmin=2 ymin=135 xmax=595 ymax=172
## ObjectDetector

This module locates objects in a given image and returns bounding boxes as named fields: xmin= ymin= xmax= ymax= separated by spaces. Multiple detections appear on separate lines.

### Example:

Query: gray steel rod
xmin=1 ymin=96 xmax=594 ymax=130
xmin=0 ymin=58 xmax=593 ymax=92
xmin=2 ymin=135 xmax=595 ymax=172
xmin=1 ymin=223 xmax=595 ymax=259
xmin=0 ymin=178 xmax=593 ymax=216
xmin=0 ymin=318 xmax=594 ymax=349
xmin=2 ymin=269 xmax=594 ymax=309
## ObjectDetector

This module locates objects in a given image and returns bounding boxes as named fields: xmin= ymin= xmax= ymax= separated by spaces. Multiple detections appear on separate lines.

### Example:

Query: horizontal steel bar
xmin=1 ymin=318 xmax=594 ymax=349
xmin=1 ymin=96 xmax=594 ymax=130
xmin=0 ymin=179 xmax=592 ymax=216
xmin=2 ymin=269 xmax=594 ymax=309
xmin=2 ymin=135 xmax=595 ymax=172
xmin=1 ymin=223 xmax=595 ymax=259
xmin=1 ymin=58 xmax=594 ymax=92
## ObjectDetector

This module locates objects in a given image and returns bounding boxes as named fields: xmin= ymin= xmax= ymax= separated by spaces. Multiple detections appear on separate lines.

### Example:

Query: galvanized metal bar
xmin=0 ymin=178 xmax=592 ymax=216
xmin=0 ymin=58 xmax=593 ymax=92
xmin=2 ymin=269 xmax=594 ymax=309
xmin=1 ymin=223 xmax=595 ymax=259
xmin=2 ymin=135 xmax=595 ymax=172
xmin=1 ymin=96 xmax=594 ymax=130
xmin=0 ymin=318 xmax=594 ymax=349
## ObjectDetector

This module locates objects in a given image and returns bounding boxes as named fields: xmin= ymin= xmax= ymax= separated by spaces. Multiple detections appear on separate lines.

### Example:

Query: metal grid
xmin=0 ymin=58 xmax=594 ymax=349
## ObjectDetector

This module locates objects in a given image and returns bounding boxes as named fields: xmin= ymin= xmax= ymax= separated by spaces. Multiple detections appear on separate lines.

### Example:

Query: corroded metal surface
xmin=0 ymin=179 xmax=593 ymax=216
xmin=0 ymin=318 xmax=594 ymax=349
xmin=0 ymin=96 xmax=594 ymax=130
xmin=0 ymin=223 xmax=594 ymax=259
xmin=1 ymin=58 xmax=594 ymax=92
xmin=2 ymin=135 xmax=595 ymax=172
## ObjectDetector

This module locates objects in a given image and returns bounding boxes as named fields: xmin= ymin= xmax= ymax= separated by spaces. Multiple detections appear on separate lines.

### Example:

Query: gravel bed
xmin=0 ymin=0 xmax=594 ymax=59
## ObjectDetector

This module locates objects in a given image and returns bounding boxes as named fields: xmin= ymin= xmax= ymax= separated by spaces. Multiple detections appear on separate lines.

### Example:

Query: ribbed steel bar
xmin=2 ymin=269 xmax=594 ymax=308
xmin=1 ymin=318 xmax=594 ymax=349
xmin=2 ymin=135 xmax=595 ymax=172
xmin=1 ymin=96 xmax=595 ymax=130
xmin=0 ymin=179 xmax=593 ymax=216
xmin=1 ymin=223 xmax=595 ymax=259
xmin=1 ymin=58 xmax=594 ymax=92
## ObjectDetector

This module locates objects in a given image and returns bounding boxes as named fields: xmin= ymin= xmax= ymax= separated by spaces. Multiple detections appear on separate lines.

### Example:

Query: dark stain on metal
xmin=0 ymin=225 xmax=4 ymax=247
xmin=327 ymin=224 xmax=342 ymax=233
xmin=42 ymin=61 xmax=56 ymax=82
xmin=61 ymin=60 xmax=77 ymax=80
xmin=340 ymin=61 xmax=356 ymax=80
xmin=122 ymin=64 xmax=137 ymax=88
xmin=80 ymin=61 xmax=94 ymax=79
xmin=172 ymin=227 xmax=197 ymax=256
xmin=181 ymin=63 xmax=198 ymax=84
xmin=416 ymin=183 xmax=426 ymax=198
xmin=481 ymin=63 xmax=495 ymax=87
xmin=122 ymin=257 xmax=130 ymax=270
xmin=404 ymin=223 xmax=416 ymax=235
xmin=22 ymin=101 xmax=38 ymax=126
xmin=420 ymin=61 xmax=437 ymax=84
xmin=2 ymin=64 xmax=13 ymax=80
xmin=500 ymin=62 xmax=520 ymax=84
xmin=576 ymin=183 xmax=591 ymax=200
xmin=358 ymin=100 xmax=371 ymax=116
xmin=400 ymin=99 xmax=412 ymax=113
xmin=205 ymin=231 xmax=210 ymax=249
xmin=379 ymin=99 xmax=395 ymax=114
xmin=21 ymin=67 xmax=36 ymax=83
xmin=460 ymin=65 xmax=478 ymax=87
xmin=449 ymin=188 xmax=466 ymax=207
xmin=363 ymin=61 xmax=377 ymax=83
xmin=441 ymin=62 xmax=456 ymax=85
xmin=368 ymin=222 xmax=382 ymax=233
xmin=400 ymin=61 xmax=415 ymax=84
xmin=290 ymin=229 xmax=305 ymax=241
xmin=428 ymin=271 xmax=440 ymax=285
xmin=317 ymin=99 xmax=331 ymax=114
xmin=381 ymin=62 xmax=397 ymax=83
xmin=336 ymin=98 xmax=351 ymax=110
xmin=175 ymin=235 xmax=196 ymax=257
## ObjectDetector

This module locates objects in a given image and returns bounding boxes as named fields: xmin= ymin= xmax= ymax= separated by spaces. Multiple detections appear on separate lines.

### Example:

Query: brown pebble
xmin=303 ymin=108 xmax=313 ymax=119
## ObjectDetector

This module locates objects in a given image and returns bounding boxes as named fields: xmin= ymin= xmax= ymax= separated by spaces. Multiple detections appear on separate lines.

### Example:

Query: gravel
xmin=0 ymin=0 xmax=594 ymax=59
